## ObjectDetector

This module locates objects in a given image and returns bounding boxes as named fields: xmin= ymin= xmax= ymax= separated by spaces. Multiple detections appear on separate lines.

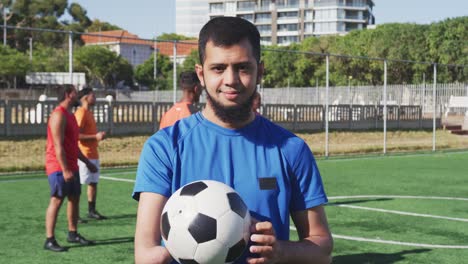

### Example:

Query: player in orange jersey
xmin=159 ymin=71 xmax=203 ymax=129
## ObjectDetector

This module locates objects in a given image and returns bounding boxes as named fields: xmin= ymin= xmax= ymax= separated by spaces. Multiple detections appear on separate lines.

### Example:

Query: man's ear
xmin=195 ymin=64 xmax=205 ymax=87
xmin=257 ymin=61 xmax=264 ymax=85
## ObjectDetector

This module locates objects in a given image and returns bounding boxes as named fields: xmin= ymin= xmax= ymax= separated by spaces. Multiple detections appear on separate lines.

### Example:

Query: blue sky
xmin=72 ymin=0 xmax=467 ymax=39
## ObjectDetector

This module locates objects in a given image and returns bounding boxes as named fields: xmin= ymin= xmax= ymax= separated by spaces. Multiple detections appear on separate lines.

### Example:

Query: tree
xmin=67 ymin=2 xmax=91 ymax=28
xmin=86 ymin=19 xmax=121 ymax=32
xmin=7 ymin=0 xmax=68 ymax=50
xmin=262 ymin=44 xmax=300 ymax=88
xmin=427 ymin=17 xmax=468 ymax=82
xmin=134 ymin=53 xmax=173 ymax=90
xmin=0 ymin=45 xmax=30 ymax=88
xmin=30 ymin=43 xmax=68 ymax=72
xmin=157 ymin=33 xmax=196 ymax=41
xmin=180 ymin=50 xmax=199 ymax=72
xmin=74 ymin=45 xmax=133 ymax=88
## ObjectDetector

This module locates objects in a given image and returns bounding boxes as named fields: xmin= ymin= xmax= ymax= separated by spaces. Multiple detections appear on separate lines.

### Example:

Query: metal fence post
xmin=108 ymin=101 xmax=114 ymax=135
xmin=325 ymin=55 xmax=329 ymax=157
xmin=432 ymin=63 xmax=437 ymax=151
xmin=173 ymin=40 xmax=177 ymax=104
xmin=383 ymin=60 xmax=387 ymax=154
xmin=5 ymin=100 xmax=11 ymax=136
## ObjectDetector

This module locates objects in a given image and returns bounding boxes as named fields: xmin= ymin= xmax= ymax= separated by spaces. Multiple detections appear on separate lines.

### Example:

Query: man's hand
xmin=247 ymin=221 xmax=282 ymax=264
xmin=96 ymin=131 xmax=106 ymax=141
xmin=86 ymin=161 xmax=98 ymax=173
xmin=63 ymin=168 xmax=75 ymax=182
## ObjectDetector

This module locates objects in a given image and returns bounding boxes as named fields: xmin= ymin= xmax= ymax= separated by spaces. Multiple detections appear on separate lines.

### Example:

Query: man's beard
xmin=205 ymin=89 xmax=255 ymax=124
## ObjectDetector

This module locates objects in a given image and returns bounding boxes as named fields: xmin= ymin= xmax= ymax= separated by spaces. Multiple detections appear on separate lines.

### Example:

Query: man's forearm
xmin=79 ymin=133 xmax=97 ymax=141
xmin=276 ymin=236 xmax=333 ymax=264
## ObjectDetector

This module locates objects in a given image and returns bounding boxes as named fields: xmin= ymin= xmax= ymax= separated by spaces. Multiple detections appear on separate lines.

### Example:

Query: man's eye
xmin=238 ymin=65 xmax=251 ymax=72
xmin=212 ymin=67 xmax=224 ymax=73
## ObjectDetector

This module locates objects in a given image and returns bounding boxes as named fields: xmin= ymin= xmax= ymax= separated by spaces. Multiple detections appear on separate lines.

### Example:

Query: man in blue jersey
xmin=133 ymin=16 xmax=333 ymax=264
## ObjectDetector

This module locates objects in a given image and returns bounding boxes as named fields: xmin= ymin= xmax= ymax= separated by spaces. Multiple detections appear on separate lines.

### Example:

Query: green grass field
xmin=1 ymin=152 xmax=468 ymax=263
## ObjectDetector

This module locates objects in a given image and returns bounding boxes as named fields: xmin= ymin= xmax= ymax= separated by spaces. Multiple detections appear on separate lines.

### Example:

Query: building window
xmin=277 ymin=23 xmax=298 ymax=32
xmin=304 ymin=22 xmax=314 ymax=33
xmin=277 ymin=36 xmax=299 ymax=44
xmin=237 ymin=14 xmax=254 ymax=22
xmin=315 ymin=22 xmax=338 ymax=33
xmin=255 ymin=13 xmax=271 ymax=22
xmin=277 ymin=11 xmax=299 ymax=20
xmin=209 ymin=2 xmax=224 ymax=13
xmin=260 ymin=37 xmax=272 ymax=45
xmin=237 ymin=1 xmax=256 ymax=11
xmin=257 ymin=25 xmax=272 ymax=34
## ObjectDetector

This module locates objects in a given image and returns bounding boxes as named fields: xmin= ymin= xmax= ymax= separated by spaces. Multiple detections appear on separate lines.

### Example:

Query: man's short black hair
xmin=180 ymin=71 xmax=200 ymax=90
xmin=56 ymin=84 xmax=76 ymax=102
xmin=198 ymin=17 xmax=261 ymax=65
xmin=78 ymin=87 xmax=93 ymax=100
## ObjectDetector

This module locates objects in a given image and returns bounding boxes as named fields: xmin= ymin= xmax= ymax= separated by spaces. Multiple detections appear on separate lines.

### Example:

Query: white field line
xmin=334 ymin=204 xmax=468 ymax=222
xmin=100 ymin=175 xmax=135 ymax=183
xmin=329 ymin=195 xmax=468 ymax=201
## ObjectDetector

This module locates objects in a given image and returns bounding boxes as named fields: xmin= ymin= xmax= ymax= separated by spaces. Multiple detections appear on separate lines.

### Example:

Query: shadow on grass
xmin=332 ymin=249 xmax=431 ymax=264
xmin=68 ymin=236 xmax=134 ymax=249
xmin=104 ymin=214 xmax=136 ymax=220
xmin=328 ymin=198 xmax=393 ymax=206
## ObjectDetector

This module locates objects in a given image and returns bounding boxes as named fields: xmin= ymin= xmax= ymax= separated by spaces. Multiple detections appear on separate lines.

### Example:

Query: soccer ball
xmin=161 ymin=180 xmax=251 ymax=264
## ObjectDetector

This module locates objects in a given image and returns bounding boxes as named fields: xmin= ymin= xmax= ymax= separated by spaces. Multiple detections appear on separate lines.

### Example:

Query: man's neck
xmin=59 ymin=100 xmax=73 ymax=113
xmin=81 ymin=102 xmax=90 ymax=110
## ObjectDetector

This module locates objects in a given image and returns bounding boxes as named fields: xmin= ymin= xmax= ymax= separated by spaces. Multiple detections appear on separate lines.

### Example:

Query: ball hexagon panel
xmin=165 ymin=195 xmax=198 ymax=230
xmin=216 ymin=210 xmax=250 ymax=249
xmin=194 ymin=183 xmax=232 ymax=219
xmin=165 ymin=222 xmax=198 ymax=261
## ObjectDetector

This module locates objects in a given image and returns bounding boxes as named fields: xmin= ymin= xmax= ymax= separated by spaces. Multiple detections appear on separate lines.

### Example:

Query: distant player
xmin=44 ymin=85 xmax=95 ymax=252
xmin=159 ymin=71 xmax=202 ymax=129
xmin=252 ymin=91 xmax=261 ymax=115
xmin=75 ymin=88 xmax=107 ymax=220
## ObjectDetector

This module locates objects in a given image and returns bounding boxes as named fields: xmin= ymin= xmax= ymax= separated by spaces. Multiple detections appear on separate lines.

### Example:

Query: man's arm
xmin=78 ymin=150 xmax=97 ymax=173
xmin=78 ymin=131 xmax=106 ymax=141
xmin=135 ymin=192 xmax=172 ymax=264
xmin=248 ymin=205 xmax=333 ymax=264
xmin=49 ymin=111 xmax=73 ymax=181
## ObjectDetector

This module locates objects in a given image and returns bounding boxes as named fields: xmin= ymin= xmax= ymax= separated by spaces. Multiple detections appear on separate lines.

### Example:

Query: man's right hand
xmin=63 ymin=169 xmax=74 ymax=182
xmin=96 ymin=131 xmax=106 ymax=141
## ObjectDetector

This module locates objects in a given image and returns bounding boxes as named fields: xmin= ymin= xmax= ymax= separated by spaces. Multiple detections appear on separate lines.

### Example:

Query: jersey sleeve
xmin=287 ymin=139 xmax=328 ymax=211
xmin=132 ymin=132 xmax=174 ymax=200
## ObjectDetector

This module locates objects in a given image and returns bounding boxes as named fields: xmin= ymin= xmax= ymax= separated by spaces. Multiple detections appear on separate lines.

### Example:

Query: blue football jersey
xmin=133 ymin=112 xmax=328 ymax=262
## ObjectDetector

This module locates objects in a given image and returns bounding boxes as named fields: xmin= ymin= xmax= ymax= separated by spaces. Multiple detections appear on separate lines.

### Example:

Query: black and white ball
xmin=161 ymin=180 xmax=251 ymax=264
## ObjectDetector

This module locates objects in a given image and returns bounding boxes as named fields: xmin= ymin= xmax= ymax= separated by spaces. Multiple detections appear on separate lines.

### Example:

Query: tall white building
xmin=175 ymin=0 xmax=210 ymax=38
xmin=207 ymin=0 xmax=375 ymax=45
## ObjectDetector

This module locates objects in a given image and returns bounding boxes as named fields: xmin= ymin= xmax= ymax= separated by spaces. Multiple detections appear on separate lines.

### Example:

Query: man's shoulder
xmin=157 ymin=113 xmax=203 ymax=142
xmin=74 ymin=107 xmax=86 ymax=117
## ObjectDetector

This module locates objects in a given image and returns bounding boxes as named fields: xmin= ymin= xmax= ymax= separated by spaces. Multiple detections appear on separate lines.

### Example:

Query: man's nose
xmin=223 ymin=68 xmax=239 ymax=87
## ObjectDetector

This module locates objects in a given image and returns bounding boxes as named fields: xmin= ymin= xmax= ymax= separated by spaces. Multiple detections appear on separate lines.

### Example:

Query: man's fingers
xmin=251 ymin=221 xmax=274 ymax=234
xmin=250 ymin=234 xmax=276 ymax=245
xmin=249 ymin=245 xmax=273 ymax=254
xmin=247 ymin=256 xmax=267 ymax=264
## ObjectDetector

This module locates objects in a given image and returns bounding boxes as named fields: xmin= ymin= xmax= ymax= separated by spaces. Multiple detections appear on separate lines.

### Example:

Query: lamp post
xmin=29 ymin=37 xmax=33 ymax=62
xmin=348 ymin=75 xmax=353 ymax=105
xmin=3 ymin=7 xmax=9 ymax=46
